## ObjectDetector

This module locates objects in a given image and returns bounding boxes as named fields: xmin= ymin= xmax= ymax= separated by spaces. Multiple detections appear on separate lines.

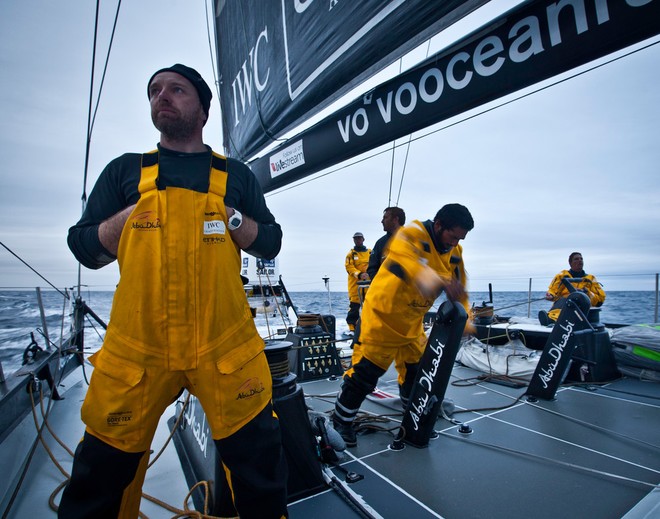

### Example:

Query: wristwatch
xmin=228 ymin=209 xmax=243 ymax=231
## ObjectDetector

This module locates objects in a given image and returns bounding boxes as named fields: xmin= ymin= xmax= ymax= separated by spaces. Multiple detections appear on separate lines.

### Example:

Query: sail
xmin=214 ymin=0 xmax=490 ymax=160
xmin=247 ymin=0 xmax=660 ymax=193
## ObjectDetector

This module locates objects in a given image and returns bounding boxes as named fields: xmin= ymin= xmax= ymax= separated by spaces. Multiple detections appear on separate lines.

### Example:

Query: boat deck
xmin=3 ymin=361 xmax=659 ymax=518
xmin=1 ymin=368 xmax=191 ymax=518
xmin=291 ymin=364 xmax=660 ymax=518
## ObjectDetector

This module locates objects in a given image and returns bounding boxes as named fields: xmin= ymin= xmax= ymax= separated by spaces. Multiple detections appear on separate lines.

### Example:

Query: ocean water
xmin=1 ymin=289 xmax=658 ymax=377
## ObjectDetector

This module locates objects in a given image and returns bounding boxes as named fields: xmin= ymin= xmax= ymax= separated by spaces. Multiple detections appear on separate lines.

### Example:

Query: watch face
xmin=229 ymin=212 xmax=242 ymax=230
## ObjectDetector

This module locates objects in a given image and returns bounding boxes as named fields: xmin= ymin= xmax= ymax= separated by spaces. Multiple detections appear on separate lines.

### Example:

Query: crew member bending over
xmin=333 ymin=204 xmax=474 ymax=447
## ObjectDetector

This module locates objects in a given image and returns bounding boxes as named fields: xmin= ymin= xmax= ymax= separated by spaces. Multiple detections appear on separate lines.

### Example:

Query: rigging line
xmin=265 ymin=145 xmax=401 ymax=197
xmin=259 ymin=269 xmax=292 ymax=328
xmin=55 ymin=291 xmax=74 ymax=389
xmin=78 ymin=0 xmax=121 ymax=295
xmin=81 ymin=0 xmax=122 ymax=203
xmin=398 ymin=37 xmax=660 ymax=151
xmin=80 ymin=0 xmax=100 ymax=207
xmin=394 ymin=38 xmax=432 ymax=207
xmin=266 ymin=38 xmax=660 ymax=197
xmin=387 ymin=58 xmax=405 ymax=205
xmin=0 ymin=390 xmax=46 ymax=519
xmin=202 ymin=0 xmax=242 ymax=164
xmin=0 ymin=241 xmax=68 ymax=298
xmin=395 ymin=134 xmax=412 ymax=207
xmin=387 ymin=140 xmax=395 ymax=207
xmin=204 ymin=0 xmax=223 ymax=134
xmin=204 ymin=0 xmax=219 ymax=89
xmin=492 ymin=296 xmax=548 ymax=312
xmin=2 ymin=350 xmax=65 ymax=519
xmin=88 ymin=1 xmax=122 ymax=144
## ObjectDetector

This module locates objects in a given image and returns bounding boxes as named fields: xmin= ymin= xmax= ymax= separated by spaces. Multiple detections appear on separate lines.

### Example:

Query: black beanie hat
xmin=147 ymin=64 xmax=212 ymax=115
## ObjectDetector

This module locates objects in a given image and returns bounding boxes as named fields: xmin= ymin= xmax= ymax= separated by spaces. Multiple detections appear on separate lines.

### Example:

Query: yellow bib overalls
xmin=63 ymin=151 xmax=287 ymax=518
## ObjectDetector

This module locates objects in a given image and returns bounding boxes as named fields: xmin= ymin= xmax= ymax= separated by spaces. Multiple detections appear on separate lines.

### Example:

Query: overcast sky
xmin=1 ymin=0 xmax=659 ymax=295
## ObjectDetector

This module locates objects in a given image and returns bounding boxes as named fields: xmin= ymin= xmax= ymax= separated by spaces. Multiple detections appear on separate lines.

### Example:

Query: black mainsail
xmin=214 ymin=0 xmax=490 ymax=161
xmin=242 ymin=0 xmax=660 ymax=193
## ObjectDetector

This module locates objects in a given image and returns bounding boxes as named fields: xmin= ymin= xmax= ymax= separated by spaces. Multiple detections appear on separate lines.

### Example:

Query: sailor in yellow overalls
xmin=542 ymin=252 xmax=606 ymax=323
xmin=333 ymin=204 xmax=475 ymax=447
xmin=345 ymin=232 xmax=371 ymax=332
xmin=60 ymin=65 xmax=287 ymax=519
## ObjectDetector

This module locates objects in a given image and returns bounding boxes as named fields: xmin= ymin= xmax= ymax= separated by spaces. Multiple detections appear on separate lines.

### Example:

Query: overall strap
xmin=208 ymin=152 xmax=228 ymax=198
xmin=138 ymin=150 xmax=159 ymax=194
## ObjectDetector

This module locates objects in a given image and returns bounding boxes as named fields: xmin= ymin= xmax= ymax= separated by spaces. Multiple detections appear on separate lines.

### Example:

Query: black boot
xmin=538 ymin=310 xmax=551 ymax=326
xmin=399 ymin=362 xmax=419 ymax=408
xmin=333 ymin=357 xmax=386 ymax=448
xmin=332 ymin=415 xmax=357 ymax=447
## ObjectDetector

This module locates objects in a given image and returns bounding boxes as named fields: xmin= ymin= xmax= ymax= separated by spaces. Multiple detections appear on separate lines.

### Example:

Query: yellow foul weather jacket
xmin=345 ymin=247 xmax=371 ymax=304
xmin=547 ymin=270 xmax=606 ymax=307
xmin=358 ymin=220 xmax=469 ymax=368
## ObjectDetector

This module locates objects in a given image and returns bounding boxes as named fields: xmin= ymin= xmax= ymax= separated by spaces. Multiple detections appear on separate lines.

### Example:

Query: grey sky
xmin=1 ymin=0 xmax=659 ymax=294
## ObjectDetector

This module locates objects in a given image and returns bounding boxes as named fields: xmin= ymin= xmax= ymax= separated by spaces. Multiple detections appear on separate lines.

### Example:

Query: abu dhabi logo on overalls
xmin=131 ymin=210 xmax=161 ymax=231
xmin=236 ymin=377 xmax=265 ymax=400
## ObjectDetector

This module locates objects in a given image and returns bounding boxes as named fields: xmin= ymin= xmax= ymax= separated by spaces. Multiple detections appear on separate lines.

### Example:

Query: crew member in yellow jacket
xmin=540 ymin=252 xmax=606 ymax=325
xmin=333 ymin=204 xmax=474 ymax=447
xmin=345 ymin=232 xmax=371 ymax=332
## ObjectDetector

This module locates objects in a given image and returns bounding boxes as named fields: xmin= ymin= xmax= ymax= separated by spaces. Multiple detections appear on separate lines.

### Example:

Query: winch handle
xmin=481 ymin=282 xmax=493 ymax=306
xmin=561 ymin=277 xmax=584 ymax=293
